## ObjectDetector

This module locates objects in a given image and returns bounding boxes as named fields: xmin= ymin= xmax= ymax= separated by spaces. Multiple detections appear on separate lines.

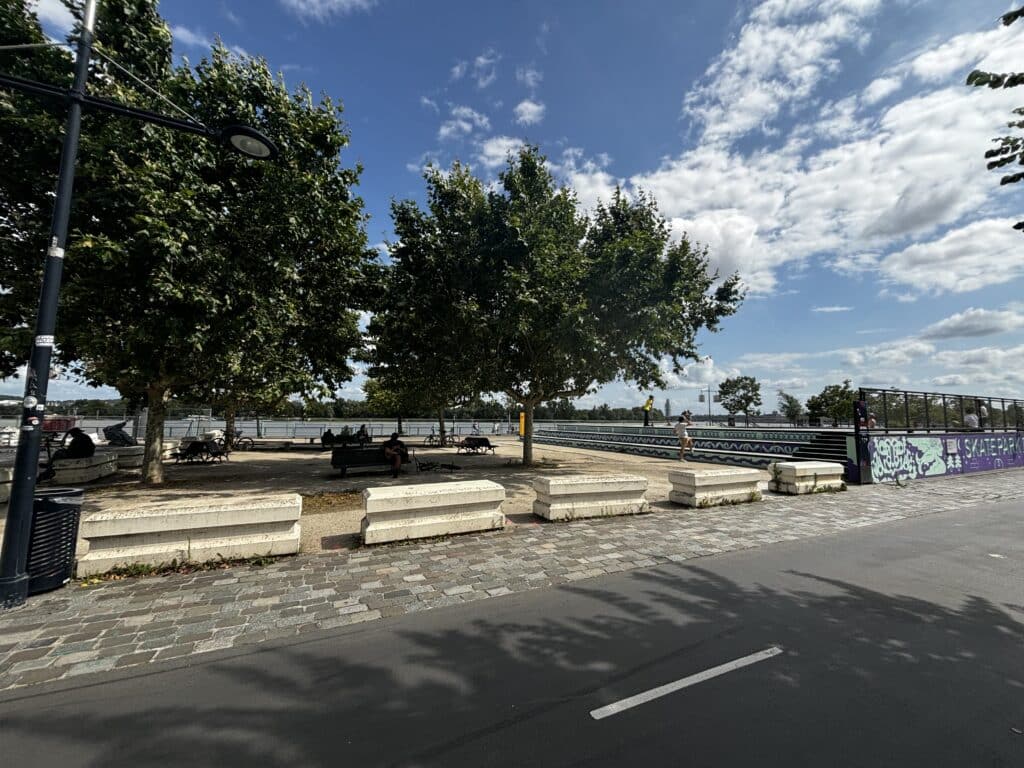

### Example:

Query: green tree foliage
xmin=365 ymin=162 xmax=489 ymax=439
xmin=0 ymin=0 xmax=73 ymax=377
xmin=718 ymin=376 xmax=762 ymax=424
xmin=777 ymin=390 xmax=804 ymax=425
xmin=368 ymin=150 xmax=740 ymax=463
xmin=1 ymin=2 xmax=369 ymax=481
xmin=966 ymin=6 xmax=1024 ymax=231
xmin=479 ymin=148 xmax=742 ymax=463
xmin=806 ymin=379 xmax=856 ymax=427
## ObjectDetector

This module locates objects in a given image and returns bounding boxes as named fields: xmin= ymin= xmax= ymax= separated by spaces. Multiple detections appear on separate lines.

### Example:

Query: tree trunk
xmin=141 ymin=384 xmax=168 ymax=484
xmin=522 ymin=403 xmax=535 ymax=466
xmin=437 ymin=409 xmax=446 ymax=441
xmin=397 ymin=413 xmax=404 ymax=435
xmin=224 ymin=406 xmax=236 ymax=449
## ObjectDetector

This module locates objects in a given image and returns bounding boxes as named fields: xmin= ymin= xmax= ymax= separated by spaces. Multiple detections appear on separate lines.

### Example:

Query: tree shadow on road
xmin=2 ymin=563 xmax=1023 ymax=767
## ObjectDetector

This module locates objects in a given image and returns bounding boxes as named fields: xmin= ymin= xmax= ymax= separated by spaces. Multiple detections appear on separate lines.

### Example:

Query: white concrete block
xmin=532 ymin=474 xmax=649 ymax=521
xmin=51 ymin=453 xmax=118 ymax=485
xmin=668 ymin=467 xmax=763 ymax=508
xmin=98 ymin=445 xmax=146 ymax=469
xmin=769 ymin=461 xmax=845 ymax=494
xmin=361 ymin=480 xmax=505 ymax=545
xmin=76 ymin=493 xmax=301 ymax=576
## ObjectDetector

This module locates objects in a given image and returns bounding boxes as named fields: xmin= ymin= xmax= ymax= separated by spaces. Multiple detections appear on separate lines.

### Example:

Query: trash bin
xmin=27 ymin=487 xmax=84 ymax=595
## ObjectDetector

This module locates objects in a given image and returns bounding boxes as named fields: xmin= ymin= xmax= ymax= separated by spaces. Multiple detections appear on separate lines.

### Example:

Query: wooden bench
xmin=456 ymin=436 xmax=496 ymax=455
xmin=331 ymin=445 xmax=412 ymax=477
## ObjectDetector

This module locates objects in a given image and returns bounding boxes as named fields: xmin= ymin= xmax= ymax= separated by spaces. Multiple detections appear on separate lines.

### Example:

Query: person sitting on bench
xmin=39 ymin=427 xmax=95 ymax=481
xmin=321 ymin=428 xmax=335 ymax=448
xmin=382 ymin=432 xmax=407 ymax=478
xmin=356 ymin=424 xmax=370 ymax=446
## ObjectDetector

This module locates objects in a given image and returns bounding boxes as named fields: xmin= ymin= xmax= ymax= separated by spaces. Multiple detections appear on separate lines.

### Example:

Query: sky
xmin=18 ymin=0 xmax=1024 ymax=414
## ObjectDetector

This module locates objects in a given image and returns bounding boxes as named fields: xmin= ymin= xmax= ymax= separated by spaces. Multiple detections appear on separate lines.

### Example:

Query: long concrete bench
xmin=361 ymin=480 xmax=505 ymax=545
xmin=0 ymin=465 xmax=11 ymax=503
xmin=668 ymin=467 xmax=763 ymax=508
xmin=76 ymin=492 xmax=302 ymax=577
xmin=98 ymin=445 xmax=146 ymax=469
xmin=532 ymin=474 xmax=649 ymax=521
xmin=769 ymin=461 xmax=845 ymax=494
xmin=51 ymin=453 xmax=118 ymax=485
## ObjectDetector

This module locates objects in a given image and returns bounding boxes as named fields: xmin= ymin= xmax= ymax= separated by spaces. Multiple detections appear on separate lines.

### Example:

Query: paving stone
xmin=3 ymin=470 xmax=1024 ymax=692
xmin=11 ymin=666 xmax=66 ymax=687
xmin=115 ymin=651 xmax=156 ymax=671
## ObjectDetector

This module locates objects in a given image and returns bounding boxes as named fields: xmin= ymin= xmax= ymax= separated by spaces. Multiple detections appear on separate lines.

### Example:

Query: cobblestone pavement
xmin=1 ymin=470 xmax=1022 ymax=691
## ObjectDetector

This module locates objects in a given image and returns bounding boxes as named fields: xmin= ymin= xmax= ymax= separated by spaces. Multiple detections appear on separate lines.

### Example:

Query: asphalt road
xmin=2 ymin=500 xmax=1023 ymax=767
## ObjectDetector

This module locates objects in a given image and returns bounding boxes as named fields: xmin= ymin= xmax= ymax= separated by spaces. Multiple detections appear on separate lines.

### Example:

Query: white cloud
xmin=557 ymin=1 xmax=1024 ymax=298
xmin=862 ymin=75 xmax=901 ymax=104
xmin=513 ymin=99 xmax=545 ymax=125
xmin=473 ymin=49 xmax=500 ymax=88
xmin=876 ymin=219 xmax=1024 ymax=296
xmin=30 ymin=0 xmax=73 ymax=33
xmin=683 ymin=0 xmax=885 ymax=143
xmin=420 ymin=96 xmax=439 ymax=113
xmin=476 ymin=136 xmax=525 ymax=170
xmin=438 ymin=105 xmax=490 ymax=141
xmin=562 ymin=28 xmax=1023 ymax=295
xmin=279 ymin=0 xmax=376 ymax=22
xmin=516 ymin=66 xmax=543 ymax=90
xmin=920 ymin=307 xmax=1024 ymax=340
xmin=450 ymin=60 xmax=468 ymax=81
xmin=171 ymin=25 xmax=211 ymax=49
xmin=811 ymin=305 xmax=853 ymax=313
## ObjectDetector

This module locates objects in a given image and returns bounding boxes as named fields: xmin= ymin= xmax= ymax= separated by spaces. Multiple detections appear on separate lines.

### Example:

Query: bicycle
xmin=214 ymin=429 xmax=255 ymax=451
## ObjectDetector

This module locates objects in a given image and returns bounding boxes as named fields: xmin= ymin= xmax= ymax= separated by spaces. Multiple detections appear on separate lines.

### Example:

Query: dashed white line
xmin=589 ymin=646 xmax=785 ymax=720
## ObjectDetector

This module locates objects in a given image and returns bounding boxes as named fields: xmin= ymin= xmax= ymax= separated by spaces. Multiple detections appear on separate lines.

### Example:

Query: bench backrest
xmin=464 ymin=436 xmax=492 ymax=448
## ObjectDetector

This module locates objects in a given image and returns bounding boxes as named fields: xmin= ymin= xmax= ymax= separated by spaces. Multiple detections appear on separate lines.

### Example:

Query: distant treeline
xmin=0 ymin=396 xmax=667 ymax=423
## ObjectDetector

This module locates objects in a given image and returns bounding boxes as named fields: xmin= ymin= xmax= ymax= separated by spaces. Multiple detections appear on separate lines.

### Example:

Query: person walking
xmin=642 ymin=395 xmax=655 ymax=427
xmin=674 ymin=411 xmax=694 ymax=460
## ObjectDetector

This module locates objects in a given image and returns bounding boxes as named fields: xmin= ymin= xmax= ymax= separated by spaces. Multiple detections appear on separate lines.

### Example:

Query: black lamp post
xmin=0 ymin=0 xmax=277 ymax=609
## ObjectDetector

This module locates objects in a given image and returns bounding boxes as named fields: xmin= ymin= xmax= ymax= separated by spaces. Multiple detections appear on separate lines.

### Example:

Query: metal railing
xmin=857 ymin=387 xmax=1024 ymax=433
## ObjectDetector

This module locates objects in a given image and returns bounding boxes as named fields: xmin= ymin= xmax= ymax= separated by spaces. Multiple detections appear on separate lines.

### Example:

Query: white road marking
xmin=589 ymin=646 xmax=784 ymax=720
xmin=988 ymin=553 xmax=1006 ymax=559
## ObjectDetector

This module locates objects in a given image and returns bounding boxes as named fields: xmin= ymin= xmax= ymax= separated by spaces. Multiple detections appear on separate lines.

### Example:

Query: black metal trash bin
xmin=27 ymin=487 xmax=84 ymax=595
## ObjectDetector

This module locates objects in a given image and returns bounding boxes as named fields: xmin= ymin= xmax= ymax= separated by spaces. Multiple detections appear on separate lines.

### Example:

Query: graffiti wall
xmin=868 ymin=433 xmax=1024 ymax=483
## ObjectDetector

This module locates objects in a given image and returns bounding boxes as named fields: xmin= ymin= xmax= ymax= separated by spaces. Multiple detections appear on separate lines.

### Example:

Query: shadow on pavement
xmin=2 ymin=563 xmax=1023 ymax=767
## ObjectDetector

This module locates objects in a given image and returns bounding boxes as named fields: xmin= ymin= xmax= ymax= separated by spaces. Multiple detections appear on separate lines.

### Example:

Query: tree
xmin=966 ymin=6 xmax=1024 ymax=233
xmin=718 ymin=376 xmax=762 ymax=425
xmin=2 ymin=3 xmax=369 ymax=482
xmin=479 ymin=148 xmax=742 ymax=463
xmin=363 ymin=378 xmax=430 ymax=435
xmin=777 ymin=390 xmax=804 ymax=425
xmin=806 ymin=379 xmax=856 ymax=427
xmin=366 ymin=162 xmax=489 ymax=441
xmin=0 ymin=0 xmax=75 ymax=377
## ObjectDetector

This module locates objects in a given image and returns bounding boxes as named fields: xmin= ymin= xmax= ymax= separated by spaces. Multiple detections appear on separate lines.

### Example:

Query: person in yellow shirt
xmin=642 ymin=395 xmax=654 ymax=427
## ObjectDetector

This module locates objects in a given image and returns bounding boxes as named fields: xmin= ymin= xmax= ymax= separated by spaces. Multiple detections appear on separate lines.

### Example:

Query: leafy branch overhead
xmin=966 ymin=5 xmax=1024 ymax=230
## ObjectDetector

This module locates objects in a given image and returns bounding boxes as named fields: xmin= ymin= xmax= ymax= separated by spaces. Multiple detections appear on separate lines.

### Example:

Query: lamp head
xmin=220 ymin=124 xmax=278 ymax=160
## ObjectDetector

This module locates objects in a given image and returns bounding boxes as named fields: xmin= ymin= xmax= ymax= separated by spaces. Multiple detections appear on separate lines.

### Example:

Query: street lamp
xmin=0 ymin=0 xmax=277 ymax=609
